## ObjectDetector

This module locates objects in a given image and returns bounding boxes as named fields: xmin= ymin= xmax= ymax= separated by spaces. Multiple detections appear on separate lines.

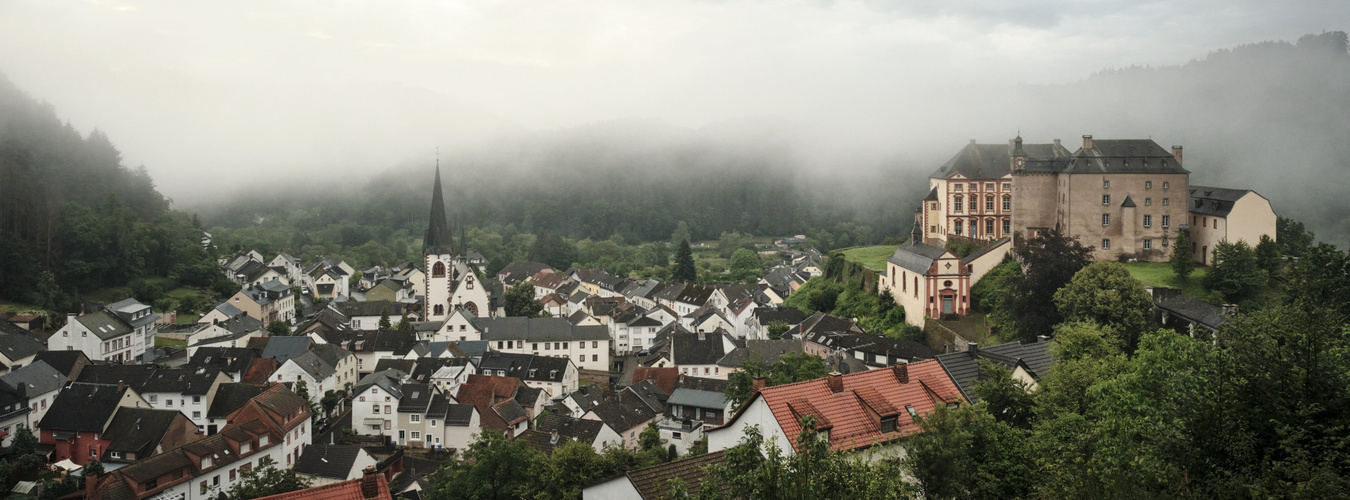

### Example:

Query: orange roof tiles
xmin=729 ymin=359 xmax=964 ymax=452
xmin=254 ymin=473 xmax=391 ymax=500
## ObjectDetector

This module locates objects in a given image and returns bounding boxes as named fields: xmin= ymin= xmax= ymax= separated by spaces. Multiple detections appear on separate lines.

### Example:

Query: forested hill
xmin=0 ymin=75 xmax=226 ymax=309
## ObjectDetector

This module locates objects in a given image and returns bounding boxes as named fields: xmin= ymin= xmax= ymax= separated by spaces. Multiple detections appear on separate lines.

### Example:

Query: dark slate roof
xmin=562 ymin=385 xmax=606 ymax=414
xmin=516 ymin=428 xmax=573 ymax=456
xmin=76 ymin=311 xmax=134 ymax=341
xmin=102 ymin=408 xmax=184 ymax=461
xmin=751 ymin=307 xmax=805 ymax=326
xmin=536 ymin=412 xmax=607 ymax=444
xmin=625 ymin=450 xmax=727 ymax=500
xmin=672 ymin=284 xmax=717 ymax=306
xmin=1061 ymin=139 xmax=1189 ymax=175
xmin=493 ymin=399 xmax=528 ymax=426
xmin=1120 ymin=195 xmax=1136 ymax=208
xmin=1188 ymin=185 xmax=1262 ymax=218
xmin=397 ymin=384 xmax=435 ymax=413
xmin=139 ymin=367 xmax=224 ymax=395
xmin=923 ymin=186 xmax=939 ymax=201
xmin=374 ymin=359 xmax=417 ymax=376
xmin=930 ymin=140 xmax=1073 ymax=179
xmin=294 ymin=443 xmax=367 ymax=479
xmin=666 ymin=388 xmax=726 ymax=410
xmin=0 ymin=361 xmax=67 ymax=397
xmin=423 ymin=167 xmax=455 ymax=255
xmin=40 ymin=383 xmax=128 ymax=431
xmin=935 ymin=340 xmax=1054 ymax=403
xmin=671 ymin=332 xmax=727 ymax=366
xmin=478 ymin=352 xmax=571 ymax=384
xmin=286 ymin=351 xmax=337 ymax=381
xmin=1154 ymin=288 xmax=1230 ymax=330
xmin=354 ymin=370 xmax=407 ymax=400
xmin=961 ymin=238 xmax=1011 ymax=265
xmin=514 ymin=386 xmax=544 ymax=408
xmin=887 ymin=241 xmax=950 ymax=274
xmin=261 ymin=336 xmax=314 ymax=364
xmin=189 ymin=348 xmax=260 ymax=375
xmin=589 ymin=388 xmax=659 ymax=432
xmin=717 ymin=339 xmax=805 ymax=367
xmin=444 ymin=402 xmax=476 ymax=426
xmin=471 ymin=317 xmax=610 ymax=342
xmin=498 ymin=261 xmax=551 ymax=285
xmin=337 ymin=300 xmax=403 ymax=318
xmin=802 ymin=331 xmax=938 ymax=364
xmin=206 ymin=382 xmax=272 ymax=419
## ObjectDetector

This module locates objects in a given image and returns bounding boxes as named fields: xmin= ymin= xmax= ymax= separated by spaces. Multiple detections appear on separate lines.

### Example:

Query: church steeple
xmin=423 ymin=166 xmax=455 ymax=256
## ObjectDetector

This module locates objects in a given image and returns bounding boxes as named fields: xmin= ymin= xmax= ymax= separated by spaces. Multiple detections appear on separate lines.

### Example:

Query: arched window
xmin=433 ymin=304 xmax=444 ymax=316
xmin=465 ymin=302 xmax=479 ymax=317
xmin=432 ymin=262 xmax=446 ymax=278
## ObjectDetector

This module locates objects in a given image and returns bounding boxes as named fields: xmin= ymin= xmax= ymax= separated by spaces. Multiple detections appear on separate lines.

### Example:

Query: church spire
xmin=423 ymin=166 xmax=454 ymax=255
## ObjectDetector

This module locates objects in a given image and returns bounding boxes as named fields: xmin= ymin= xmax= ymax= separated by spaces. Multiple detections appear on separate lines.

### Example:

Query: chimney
xmin=85 ymin=475 xmax=98 ymax=497
xmin=361 ymin=466 xmax=380 ymax=498
xmin=966 ymin=342 xmax=979 ymax=359
xmin=892 ymin=363 xmax=909 ymax=384
xmin=1082 ymin=135 xmax=1094 ymax=149
xmin=752 ymin=377 xmax=766 ymax=393
xmin=1222 ymin=304 xmax=1238 ymax=316
xmin=1172 ymin=145 xmax=1183 ymax=164
xmin=117 ymin=380 xmax=124 ymax=392
xmin=1037 ymin=335 xmax=1051 ymax=343
xmin=1053 ymin=138 xmax=1061 ymax=147
xmin=826 ymin=372 xmax=844 ymax=394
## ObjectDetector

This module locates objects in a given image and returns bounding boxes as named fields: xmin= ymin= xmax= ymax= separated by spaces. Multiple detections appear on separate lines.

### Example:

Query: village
xmin=0 ymin=133 xmax=1291 ymax=500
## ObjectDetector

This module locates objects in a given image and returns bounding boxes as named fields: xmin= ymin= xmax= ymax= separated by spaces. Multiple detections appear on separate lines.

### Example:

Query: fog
xmin=2 ymin=1 xmax=1348 ymax=244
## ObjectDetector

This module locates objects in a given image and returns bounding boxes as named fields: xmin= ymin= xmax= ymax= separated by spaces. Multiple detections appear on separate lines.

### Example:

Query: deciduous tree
xmin=1052 ymin=262 xmax=1154 ymax=352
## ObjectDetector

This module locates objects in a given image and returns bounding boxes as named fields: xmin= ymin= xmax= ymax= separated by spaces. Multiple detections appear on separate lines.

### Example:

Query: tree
xmin=1171 ymin=230 xmax=1195 ymax=281
xmin=716 ymin=231 xmax=755 ymax=259
xmin=728 ymin=248 xmax=763 ymax=282
xmin=429 ymin=430 xmax=543 ymax=500
xmin=673 ymin=239 xmax=697 ymax=283
xmin=378 ymin=306 xmax=392 ymax=330
xmin=225 ymin=461 xmax=312 ymax=500
xmin=1052 ymin=262 xmax=1154 ymax=352
xmin=1003 ymin=228 xmax=1093 ymax=341
xmin=1286 ymin=243 xmax=1350 ymax=317
xmin=526 ymin=440 xmax=626 ymax=500
xmin=972 ymin=361 xmax=1036 ymax=429
xmin=1255 ymin=233 xmax=1281 ymax=275
xmin=725 ymin=352 xmax=829 ymax=410
xmin=670 ymin=221 xmax=691 ymax=247
xmin=396 ymin=310 xmax=413 ymax=331
xmin=766 ymin=321 xmax=789 ymax=340
xmin=267 ymin=319 xmax=289 ymax=336
xmin=504 ymin=282 xmax=544 ymax=318
xmin=1203 ymin=240 xmax=1266 ymax=303
xmin=82 ymin=459 xmax=105 ymax=476
xmin=321 ymin=390 xmax=342 ymax=417
xmin=902 ymin=405 xmax=1035 ymax=500
xmin=1276 ymin=216 xmax=1315 ymax=258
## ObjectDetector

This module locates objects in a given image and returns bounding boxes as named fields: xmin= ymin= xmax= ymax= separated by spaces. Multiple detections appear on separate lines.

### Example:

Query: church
xmin=422 ymin=167 xmax=491 ymax=321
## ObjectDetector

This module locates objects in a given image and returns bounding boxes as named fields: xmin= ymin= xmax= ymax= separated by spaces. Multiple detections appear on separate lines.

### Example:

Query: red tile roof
xmin=724 ymin=359 xmax=963 ymax=452
xmin=632 ymin=367 xmax=679 ymax=395
xmin=254 ymin=473 xmax=392 ymax=500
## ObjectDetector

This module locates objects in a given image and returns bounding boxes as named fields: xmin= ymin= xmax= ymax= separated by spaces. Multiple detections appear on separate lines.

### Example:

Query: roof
xmin=337 ymin=300 xmax=404 ymax=318
xmin=935 ymin=340 xmax=1054 ymax=403
xmin=471 ymin=317 xmax=610 ymax=342
xmin=254 ymin=473 xmax=391 ymax=500
xmin=189 ymin=347 xmax=260 ymax=375
xmin=666 ymin=388 xmax=726 ymax=410
xmin=672 ymin=284 xmax=717 ymax=306
xmin=536 ymin=412 xmax=608 ymax=444
xmin=632 ymin=367 xmax=680 ymax=395
xmin=717 ymin=339 xmax=804 ymax=367
xmin=624 ymin=450 xmax=727 ymax=500
xmin=40 ymin=383 xmax=129 ymax=432
xmin=1188 ymin=185 xmax=1263 ymax=218
xmin=206 ymin=382 xmax=273 ymax=419
xmin=0 ymin=361 xmax=67 ymax=397
xmin=76 ymin=311 xmax=134 ymax=341
xmin=492 ymin=399 xmax=528 ymax=426
xmin=516 ymin=428 xmax=574 ymax=456
xmin=1154 ymin=288 xmax=1231 ymax=330
xmin=286 ymin=351 xmax=338 ymax=381
xmin=887 ymin=241 xmax=950 ymax=274
xmin=423 ymin=167 xmax=455 ymax=256
xmin=102 ymin=407 xmax=185 ymax=459
xmin=720 ymin=360 xmax=963 ymax=452
xmin=588 ymin=388 xmax=660 ymax=433
xmin=930 ymin=140 xmax=1073 ymax=179
xmin=801 ymin=331 xmax=938 ymax=364
xmin=29 ymin=351 xmax=90 ymax=379
xmin=261 ymin=336 xmax=314 ymax=364
xmin=294 ymin=445 xmax=368 ymax=480
xmin=497 ymin=261 xmax=551 ymax=285
xmin=671 ymin=331 xmax=728 ymax=365
xmin=1061 ymin=139 xmax=1189 ymax=175
xmin=752 ymin=307 xmax=805 ymax=326
xmin=397 ymin=384 xmax=435 ymax=413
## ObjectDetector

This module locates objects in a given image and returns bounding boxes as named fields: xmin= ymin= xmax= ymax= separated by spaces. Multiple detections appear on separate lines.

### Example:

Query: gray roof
xmin=212 ymin=302 xmax=245 ymax=319
xmin=102 ymin=407 xmax=186 ymax=461
xmin=936 ymin=340 xmax=1054 ymax=403
xmin=0 ymin=333 xmax=45 ymax=363
xmin=671 ymin=331 xmax=728 ymax=365
xmin=286 ymin=351 xmax=337 ymax=381
xmin=76 ymin=311 xmax=134 ymax=341
xmin=108 ymin=298 xmax=158 ymax=329
xmin=0 ymin=361 xmax=66 ymax=396
xmin=717 ymin=339 xmax=804 ymax=367
xmin=261 ymin=336 xmax=313 ymax=364
xmin=444 ymin=402 xmax=476 ymax=426
xmin=1060 ymin=139 xmax=1189 ymax=175
xmin=930 ymin=140 xmax=1073 ymax=179
xmin=294 ymin=444 xmax=367 ymax=480
xmin=1155 ymin=290 xmax=1230 ymax=331
xmin=354 ymin=369 xmax=406 ymax=400
xmin=666 ymin=388 xmax=726 ymax=410
xmin=961 ymin=238 xmax=1011 ymax=265
xmin=1188 ymin=185 xmax=1263 ymax=218
xmin=887 ymin=241 xmax=950 ymax=274
xmin=472 ymin=317 xmax=610 ymax=342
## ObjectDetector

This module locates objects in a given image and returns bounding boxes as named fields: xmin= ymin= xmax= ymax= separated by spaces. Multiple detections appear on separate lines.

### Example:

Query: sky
xmin=0 ymin=0 xmax=1344 ymax=201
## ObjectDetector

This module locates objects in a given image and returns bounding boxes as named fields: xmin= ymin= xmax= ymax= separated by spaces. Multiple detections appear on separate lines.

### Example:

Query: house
xmin=497 ymin=261 xmax=552 ymax=289
xmin=351 ymin=369 xmax=409 ymax=443
xmin=583 ymin=450 xmax=727 ymax=500
xmin=294 ymin=444 xmax=380 ymax=486
xmin=655 ymin=283 xmax=718 ymax=317
xmin=253 ymin=468 xmax=392 ymax=500
xmin=0 ymin=361 xmax=66 ymax=445
xmin=670 ymin=330 xmax=740 ymax=380
xmin=1150 ymin=287 xmax=1236 ymax=335
xmin=312 ymin=268 xmax=350 ymax=301
xmin=935 ymin=340 xmax=1054 ymax=403
xmin=268 ymin=252 xmax=304 ymax=286
xmin=477 ymin=352 xmax=579 ymax=397
xmin=0 ymin=331 xmax=46 ymax=374
xmin=424 ymin=392 xmax=480 ymax=451
xmin=1187 ymin=186 xmax=1278 ymax=266
xmin=582 ymin=382 xmax=665 ymax=449
xmin=609 ymin=307 xmax=668 ymax=355
xmin=270 ymin=344 xmax=358 ymax=414
xmin=745 ymin=307 xmax=805 ymax=341
xmin=99 ymin=407 xmax=200 ymax=468
xmin=53 ymin=302 xmax=155 ymax=364
xmin=32 ymin=350 xmax=92 ymax=380
xmin=878 ymin=234 xmax=1010 ymax=327
xmin=365 ymin=279 xmax=412 ymax=303
xmin=534 ymin=411 xmax=622 ymax=452
xmin=37 ymin=382 xmax=150 ymax=466
xmin=317 ymin=330 xmax=418 ymax=374
xmin=454 ymin=374 xmax=531 ymax=439
xmin=443 ymin=316 xmax=611 ymax=372
xmin=707 ymin=360 xmax=964 ymax=460
xmin=189 ymin=347 xmax=263 ymax=382
xmin=337 ymin=301 xmax=406 ymax=331
xmin=801 ymin=331 xmax=939 ymax=369
xmin=75 ymin=364 xmax=233 ymax=432
xmin=198 ymin=301 xmax=247 ymax=326
xmin=228 ymin=280 xmax=297 ymax=325
xmin=655 ymin=417 xmax=705 ymax=455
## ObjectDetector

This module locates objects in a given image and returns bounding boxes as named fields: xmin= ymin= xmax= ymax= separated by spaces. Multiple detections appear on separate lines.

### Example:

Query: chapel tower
xmin=424 ymin=167 xmax=455 ymax=321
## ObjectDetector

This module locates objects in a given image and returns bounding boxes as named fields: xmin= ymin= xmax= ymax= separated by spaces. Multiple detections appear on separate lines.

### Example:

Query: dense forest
xmin=0 ymin=75 xmax=229 ymax=311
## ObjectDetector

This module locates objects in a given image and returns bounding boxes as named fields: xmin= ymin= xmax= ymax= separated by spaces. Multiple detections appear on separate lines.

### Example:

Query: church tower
xmin=424 ymin=167 xmax=455 ymax=321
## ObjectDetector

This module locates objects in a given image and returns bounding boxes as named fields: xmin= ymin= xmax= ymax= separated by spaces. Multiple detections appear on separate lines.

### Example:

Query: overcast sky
xmin=0 ymin=0 xmax=1343 ymax=200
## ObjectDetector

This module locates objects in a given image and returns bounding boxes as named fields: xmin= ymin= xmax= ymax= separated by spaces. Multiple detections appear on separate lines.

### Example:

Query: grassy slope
xmin=1124 ymin=263 xmax=1213 ymax=303
xmin=840 ymin=245 xmax=896 ymax=271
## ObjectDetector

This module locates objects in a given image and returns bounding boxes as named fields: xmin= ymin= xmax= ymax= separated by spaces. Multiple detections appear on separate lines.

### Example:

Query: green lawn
xmin=840 ymin=245 xmax=896 ymax=271
xmin=154 ymin=336 xmax=188 ymax=348
xmin=1124 ymin=262 xmax=1214 ymax=303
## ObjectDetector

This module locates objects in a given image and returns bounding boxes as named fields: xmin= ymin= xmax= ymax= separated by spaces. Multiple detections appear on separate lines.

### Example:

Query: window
xmin=166 ymin=399 xmax=173 ymax=407
xmin=385 ymin=405 xmax=391 ymax=414
xmin=544 ymin=343 xmax=550 ymax=350
xmin=430 ymin=419 xmax=437 ymax=427
xmin=563 ymin=342 xmax=568 ymax=349
xmin=1162 ymin=198 xmax=1170 ymax=206
xmin=1002 ymin=219 xmax=1011 ymax=235
xmin=240 ymin=463 xmax=252 ymax=475
xmin=411 ymin=414 xmax=420 ymax=423
xmin=149 ymin=395 xmax=157 ymax=403
xmin=953 ymin=196 xmax=963 ymax=212
xmin=953 ymin=184 xmax=962 ymax=191
xmin=1144 ymin=215 xmax=1152 ymax=227
xmin=193 ymin=396 xmax=201 ymax=403
xmin=229 ymin=469 xmax=237 ymax=481
xmin=985 ymin=196 xmax=994 ymax=211
xmin=1162 ymin=215 xmax=1170 ymax=227
xmin=1145 ymin=197 xmax=1152 ymax=206
xmin=579 ymin=355 xmax=584 ymax=362
xmin=985 ymin=219 xmax=994 ymax=235
xmin=532 ymin=343 xmax=538 ymax=350
xmin=1102 ymin=214 xmax=1110 ymax=226
xmin=193 ymin=411 xmax=201 ymax=419
xmin=202 ymin=457 xmax=213 ymax=468
xmin=1163 ymin=181 xmax=1170 ymax=189
xmin=1102 ymin=239 xmax=1111 ymax=250
xmin=1102 ymin=194 xmax=1111 ymax=205
xmin=967 ymin=198 xmax=976 ymax=211
xmin=969 ymin=183 xmax=977 ymax=190
xmin=1146 ymin=181 xmax=1153 ymax=189
xmin=1163 ymin=235 xmax=1170 ymax=247
xmin=881 ymin=417 xmax=897 ymax=433
xmin=592 ymin=355 xmax=598 ymax=362
xmin=954 ymin=220 xmax=963 ymax=236
xmin=200 ymin=481 xmax=208 ymax=495
xmin=1103 ymin=180 xmax=1110 ymax=188
xmin=111 ymin=451 xmax=122 ymax=459
xmin=1003 ymin=183 xmax=1011 ymax=191
xmin=672 ymin=432 xmax=682 ymax=439
xmin=1002 ymin=196 xmax=1011 ymax=211
xmin=985 ymin=183 xmax=994 ymax=190
xmin=411 ymin=431 xmax=421 ymax=440
xmin=259 ymin=435 xmax=268 ymax=446
xmin=373 ymin=405 xmax=379 ymax=414
xmin=1144 ymin=239 xmax=1153 ymax=250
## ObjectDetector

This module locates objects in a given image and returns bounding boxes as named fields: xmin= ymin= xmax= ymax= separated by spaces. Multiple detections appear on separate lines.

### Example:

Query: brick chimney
xmin=1172 ymin=145 xmax=1183 ymax=164
xmin=826 ymin=372 xmax=844 ymax=394
xmin=892 ymin=363 xmax=909 ymax=384
xmin=1082 ymin=135 xmax=1094 ymax=149
xmin=752 ymin=377 xmax=766 ymax=393
xmin=361 ymin=466 xmax=380 ymax=498
xmin=117 ymin=380 xmax=124 ymax=392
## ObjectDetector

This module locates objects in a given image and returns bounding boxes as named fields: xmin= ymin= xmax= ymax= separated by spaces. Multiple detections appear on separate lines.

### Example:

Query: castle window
xmin=1145 ymin=198 xmax=1152 ymax=206
xmin=954 ymin=220 xmax=963 ymax=236
xmin=1002 ymin=219 xmax=1011 ymax=235
xmin=1102 ymin=239 xmax=1111 ymax=250
xmin=953 ymin=184 xmax=962 ymax=191
xmin=969 ymin=183 xmax=977 ymax=191
xmin=1103 ymin=180 xmax=1110 ymax=189
xmin=1144 ymin=215 xmax=1152 ymax=228
xmin=985 ymin=219 xmax=994 ymax=235
xmin=985 ymin=183 xmax=994 ymax=190
xmin=1003 ymin=183 xmax=1011 ymax=191
xmin=1146 ymin=181 xmax=1153 ymax=189
xmin=432 ymin=262 xmax=446 ymax=278
xmin=1002 ymin=196 xmax=1011 ymax=211
xmin=1163 ymin=181 xmax=1170 ymax=190
xmin=1102 ymin=194 xmax=1111 ymax=206
xmin=1102 ymin=214 xmax=1111 ymax=226
xmin=1163 ymin=198 xmax=1170 ymax=206
xmin=985 ymin=196 xmax=994 ymax=211
xmin=1144 ymin=239 xmax=1153 ymax=250
xmin=1163 ymin=235 xmax=1170 ymax=247
xmin=968 ymin=198 xmax=977 ymax=211
xmin=953 ymin=196 xmax=963 ymax=212
xmin=1162 ymin=215 xmax=1170 ymax=227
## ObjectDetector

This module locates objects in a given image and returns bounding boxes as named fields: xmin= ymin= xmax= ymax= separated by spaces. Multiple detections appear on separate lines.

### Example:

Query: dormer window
xmin=240 ymin=442 xmax=251 ymax=453
xmin=202 ymin=456 xmax=213 ymax=468
xmin=881 ymin=417 xmax=897 ymax=433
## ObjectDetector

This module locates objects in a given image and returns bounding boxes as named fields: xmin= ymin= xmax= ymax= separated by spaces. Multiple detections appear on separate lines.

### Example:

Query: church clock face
xmin=1015 ymin=158 xmax=1025 ymax=167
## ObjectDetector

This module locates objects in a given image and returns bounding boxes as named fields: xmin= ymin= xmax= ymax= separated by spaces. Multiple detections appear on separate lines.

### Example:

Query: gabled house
xmin=337 ymin=301 xmax=406 ymax=331
xmin=351 ymin=369 xmax=408 ymax=442
xmin=534 ymin=412 xmax=622 ymax=452
xmin=582 ymin=382 xmax=665 ymax=449
xmin=75 ymin=364 xmax=233 ymax=432
xmin=53 ymin=307 xmax=150 ymax=364
xmin=424 ymin=392 xmax=480 ymax=452
xmin=708 ymin=360 xmax=964 ymax=460
xmin=477 ymin=352 xmax=579 ymax=397
xmin=229 ymin=279 xmax=297 ymax=325
xmin=745 ymin=307 xmax=805 ymax=341
xmin=0 ymin=361 xmax=67 ymax=446
xmin=497 ymin=261 xmax=552 ymax=290
xmin=670 ymin=330 xmax=740 ymax=380
xmin=31 ymin=351 xmax=92 ymax=380
xmin=100 ymin=407 xmax=200 ymax=468
xmin=293 ymin=444 xmax=380 ymax=486
xmin=446 ymin=316 xmax=611 ymax=372
xmin=802 ymin=330 xmax=939 ymax=369
xmin=935 ymin=340 xmax=1054 ymax=403
xmin=454 ymin=375 xmax=531 ymax=438
xmin=584 ymin=450 xmax=727 ymax=499
xmin=0 ymin=331 xmax=46 ymax=375
xmin=270 ymin=344 xmax=358 ymax=415
xmin=37 ymin=382 xmax=150 ymax=466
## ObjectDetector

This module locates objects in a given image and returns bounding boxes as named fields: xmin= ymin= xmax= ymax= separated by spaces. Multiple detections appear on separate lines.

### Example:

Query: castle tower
xmin=424 ymin=167 xmax=455 ymax=321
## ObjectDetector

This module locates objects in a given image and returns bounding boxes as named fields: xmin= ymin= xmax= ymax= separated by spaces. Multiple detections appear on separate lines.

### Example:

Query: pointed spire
xmin=423 ymin=166 xmax=455 ymax=255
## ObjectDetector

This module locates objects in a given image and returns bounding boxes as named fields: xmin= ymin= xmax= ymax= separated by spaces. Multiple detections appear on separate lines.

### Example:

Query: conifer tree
xmin=673 ymin=239 xmax=697 ymax=283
